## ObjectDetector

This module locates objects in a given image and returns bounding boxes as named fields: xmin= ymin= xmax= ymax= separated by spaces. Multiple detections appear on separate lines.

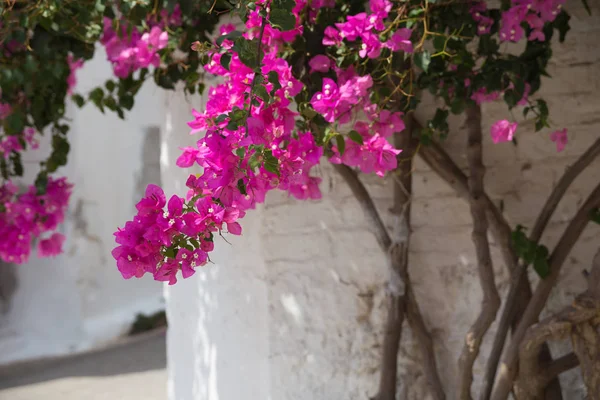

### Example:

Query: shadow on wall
xmin=0 ymin=263 xmax=17 ymax=316
xmin=0 ymin=330 xmax=166 ymax=390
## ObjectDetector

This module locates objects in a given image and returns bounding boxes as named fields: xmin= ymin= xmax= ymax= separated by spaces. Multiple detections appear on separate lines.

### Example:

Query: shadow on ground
xmin=0 ymin=330 xmax=166 ymax=390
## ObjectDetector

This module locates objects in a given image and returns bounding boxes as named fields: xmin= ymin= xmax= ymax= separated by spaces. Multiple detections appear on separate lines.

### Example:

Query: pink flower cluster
xmin=0 ymin=103 xmax=39 ymax=158
xmin=0 ymin=127 xmax=38 ymax=158
xmin=112 ymin=184 xmax=240 ymax=285
xmin=309 ymin=69 xmax=404 ymax=176
xmin=0 ymin=177 xmax=72 ymax=264
xmin=323 ymin=0 xmax=413 ymax=58
xmin=113 ymin=8 xmax=326 ymax=284
xmin=100 ymin=18 xmax=168 ymax=78
xmin=472 ymin=0 xmax=565 ymax=42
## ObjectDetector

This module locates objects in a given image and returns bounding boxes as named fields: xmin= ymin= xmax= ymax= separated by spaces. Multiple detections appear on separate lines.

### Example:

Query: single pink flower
xmin=67 ymin=54 xmax=84 ymax=95
xmin=385 ymin=28 xmax=413 ymax=53
xmin=550 ymin=128 xmax=568 ymax=152
xmin=490 ymin=120 xmax=518 ymax=144
xmin=309 ymin=55 xmax=331 ymax=73
xmin=38 ymin=233 xmax=66 ymax=257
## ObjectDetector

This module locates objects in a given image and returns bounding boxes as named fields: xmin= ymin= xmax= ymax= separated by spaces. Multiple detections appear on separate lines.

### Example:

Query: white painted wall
xmin=0 ymin=46 xmax=166 ymax=364
xmin=166 ymin=3 xmax=600 ymax=399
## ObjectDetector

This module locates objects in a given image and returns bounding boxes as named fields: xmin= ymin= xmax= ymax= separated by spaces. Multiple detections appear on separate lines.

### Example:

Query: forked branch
xmin=491 ymin=181 xmax=600 ymax=400
xmin=457 ymin=105 xmax=501 ymax=400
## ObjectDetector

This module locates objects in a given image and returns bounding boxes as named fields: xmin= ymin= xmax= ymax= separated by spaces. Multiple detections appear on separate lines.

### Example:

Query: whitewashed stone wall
xmin=166 ymin=2 xmax=600 ymax=399
xmin=0 ymin=47 xmax=166 ymax=364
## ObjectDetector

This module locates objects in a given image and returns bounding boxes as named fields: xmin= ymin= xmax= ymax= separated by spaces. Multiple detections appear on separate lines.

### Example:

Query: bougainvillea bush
xmin=2 ymin=0 xmax=599 ymax=398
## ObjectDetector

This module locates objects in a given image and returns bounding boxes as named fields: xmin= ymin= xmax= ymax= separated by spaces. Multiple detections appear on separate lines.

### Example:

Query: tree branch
xmin=542 ymin=353 xmax=579 ymax=382
xmin=516 ymin=248 xmax=600 ymax=399
xmin=457 ymin=105 xmax=501 ymax=400
xmin=332 ymin=164 xmax=392 ymax=252
xmin=530 ymin=137 xmax=600 ymax=243
xmin=373 ymin=117 xmax=414 ymax=400
xmin=414 ymin=132 xmax=562 ymax=400
xmin=491 ymin=182 xmax=600 ymax=400
xmin=482 ymin=138 xmax=600 ymax=400
xmin=515 ymin=295 xmax=600 ymax=399
xmin=333 ymin=121 xmax=445 ymax=400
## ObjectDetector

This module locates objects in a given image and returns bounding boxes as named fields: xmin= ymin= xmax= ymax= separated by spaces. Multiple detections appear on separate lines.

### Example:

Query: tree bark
xmin=491 ymin=183 xmax=600 ymax=400
xmin=457 ymin=106 xmax=501 ymax=400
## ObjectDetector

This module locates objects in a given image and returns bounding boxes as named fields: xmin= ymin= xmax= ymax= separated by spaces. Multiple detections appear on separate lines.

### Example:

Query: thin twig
xmin=491 ymin=181 xmax=600 ymax=400
xmin=457 ymin=105 xmax=501 ymax=400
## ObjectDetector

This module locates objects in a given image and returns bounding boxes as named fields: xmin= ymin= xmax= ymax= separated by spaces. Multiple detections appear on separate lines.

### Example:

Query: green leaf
xmin=535 ymin=118 xmax=546 ymax=132
xmin=220 ymin=53 xmax=232 ymax=70
xmin=433 ymin=35 xmax=446 ymax=52
xmin=335 ymin=135 xmax=346 ymax=155
xmin=120 ymin=94 xmax=134 ymax=110
xmin=248 ymin=152 xmax=262 ymax=170
xmin=536 ymin=99 xmax=549 ymax=119
xmin=450 ymin=98 xmax=465 ymax=114
xmin=71 ymin=94 xmax=86 ymax=108
xmin=503 ymin=89 xmax=518 ymax=109
xmin=237 ymin=179 xmax=247 ymax=195
xmin=348 ymin=130 xmax=364 ymax=144
xmin=233 ymin=37 xmax=262 ymax=69
xmin=4 ymin=112 xmax=25 ymax=135
xmin=268 ymin=70 xmax=282 ymax=93
xmin=553 ymin=11 xmax=571 ymax=43
xmin=414 ymin=50 xmax=431 ymax=73
xmin=263 ymin=149 xmax=280 ymax=175
xmin=89 ymin=87 xmax=104 ymax=107
xmin=270 ymin=0 xmax=296 ymax=31
xmin=236 ymin=147 xmax=246 ymax=159
xmin=105 ymin=80 xmax=116 ymax=92
xmin=164 ymin=247 xmax=176 ymax=259
xmin=254 ymin=85 xmax=270 ymax=103
xmin=35 ymin=172 xmax=48 ymax=195
xmin=10 ymin=151 xmax=23 ymax=176
xmin=230 ymin=108 xmax=247 ymax=125
xmin=590 ymin=208 xmax=600 ymax=225
xmin=104 ymin=96 xmax=118 ymax=111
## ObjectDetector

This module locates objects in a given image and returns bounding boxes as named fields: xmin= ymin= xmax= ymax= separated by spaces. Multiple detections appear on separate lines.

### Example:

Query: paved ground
xmin=0 ymin=330 xmax=167 ymax=400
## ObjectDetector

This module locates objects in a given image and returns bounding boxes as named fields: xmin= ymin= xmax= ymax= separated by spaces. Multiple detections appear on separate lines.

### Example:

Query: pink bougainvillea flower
xmin=550 ymin=128 xmax=568 ymax=152
xmin=385 ymin=28 xmax=413 ymax=53
xmin=66 ymin=54 xmax=84 ymax=95
xmin=490 ymin=120 xmax=518 ymax=143
xmin=37 ymin=233 xmax=66 ymax=257
xmin=308 ymin=55 xmax=331 ymax=73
